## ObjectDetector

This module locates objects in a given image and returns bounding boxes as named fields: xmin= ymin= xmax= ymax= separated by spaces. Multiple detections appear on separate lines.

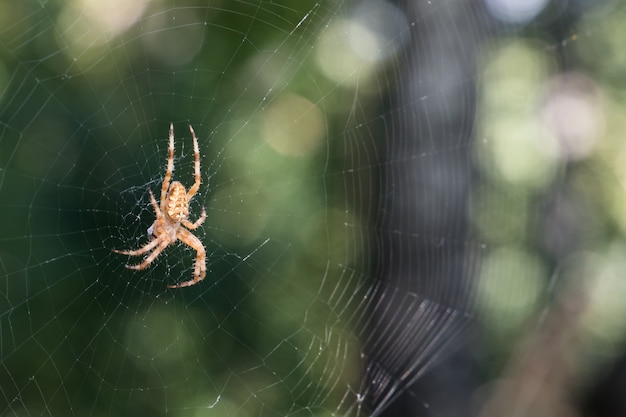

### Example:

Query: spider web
xmin=0 ymin=0 xmax=622 ymax=416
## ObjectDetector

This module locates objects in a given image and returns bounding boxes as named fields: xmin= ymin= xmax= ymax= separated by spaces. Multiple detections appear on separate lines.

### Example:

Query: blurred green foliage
xmin=0 ymin=0 xmax=374 ymax=415
xmin=472 ymin=3 xmax=626 ymax=408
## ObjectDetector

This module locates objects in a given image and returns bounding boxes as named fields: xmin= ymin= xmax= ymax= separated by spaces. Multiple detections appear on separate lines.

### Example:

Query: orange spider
xmin=113 ymin=123 xmax=207 ymax=288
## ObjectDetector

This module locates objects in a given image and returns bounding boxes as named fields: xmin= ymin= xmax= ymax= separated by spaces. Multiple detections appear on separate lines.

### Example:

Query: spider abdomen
xmin=166 ymin=181 xmax=189 ymax=222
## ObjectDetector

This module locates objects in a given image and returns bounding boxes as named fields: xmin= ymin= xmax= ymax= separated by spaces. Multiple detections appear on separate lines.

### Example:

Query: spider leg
xmin=124 ymin=237 xmax=170 ymax=271
xmin=186 ymin=125 xmax=202 ymax=199
xmin=181 ymin=206 xmax=206 ymax=230
xmin=148 ymin=189 xmax=162 ymax=217
xmin=112 ymin=234 xmax=162 ymax=256
xmin=167 ymin=228 xmax=206 ymax=288
xmin=112 ymin=189 xmax=164 ymax=256
xmin=160 ymin=123 xmax=175 ymax=212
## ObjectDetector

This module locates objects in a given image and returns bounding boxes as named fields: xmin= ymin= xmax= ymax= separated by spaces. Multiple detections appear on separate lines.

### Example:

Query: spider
xmin=113 ymin=123 xmax=207 ymax=288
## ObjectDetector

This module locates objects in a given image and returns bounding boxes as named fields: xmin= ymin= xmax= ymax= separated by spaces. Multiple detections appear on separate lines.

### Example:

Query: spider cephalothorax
xmin=113 ymin=123 xmax=207 ymax=288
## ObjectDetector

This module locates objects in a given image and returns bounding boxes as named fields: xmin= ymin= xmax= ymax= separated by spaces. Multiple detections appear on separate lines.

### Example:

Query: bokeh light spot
xmin=261 ymin=93 xmax=325 ymax=157
xmin=478 ymin=247 xmax=546 ymax=334
xmin=483 ymin=0 xmax=548 ymax=24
